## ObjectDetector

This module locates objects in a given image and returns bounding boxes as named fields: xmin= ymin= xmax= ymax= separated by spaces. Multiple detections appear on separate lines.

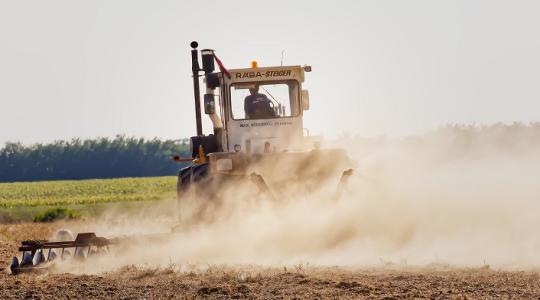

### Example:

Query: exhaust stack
xmin=190 ymin=41 xmax=203 ymax=136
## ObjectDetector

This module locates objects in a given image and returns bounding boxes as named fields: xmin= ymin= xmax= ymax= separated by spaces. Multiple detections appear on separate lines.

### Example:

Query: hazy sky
xmin=1 ymin=0 xmax=539 ymax=145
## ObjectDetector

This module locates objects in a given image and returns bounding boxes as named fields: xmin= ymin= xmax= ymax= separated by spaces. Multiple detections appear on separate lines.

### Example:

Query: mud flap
xmin=335 ymin=169 xmax=354 ymax=199
xmin=250 ymin=172 xmax=276 ymax=201
xmin=177 ymin=163 xmax=210 ymax=222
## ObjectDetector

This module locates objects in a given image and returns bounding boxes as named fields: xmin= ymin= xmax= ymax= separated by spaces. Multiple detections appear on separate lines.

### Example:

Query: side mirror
xmin=204 ymin=94 xmax=215 ymax=114
xmin=205 ymin=73 xmax=221 ymax=89
xmin=201 ymin=49 xmax=215 ymax=73
xmin=301 ymin=90 xmax=310 ymax=110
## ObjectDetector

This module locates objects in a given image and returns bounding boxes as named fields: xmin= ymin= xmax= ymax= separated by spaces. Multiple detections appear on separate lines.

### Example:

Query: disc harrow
xmin=10 ymin=232 xmax=113 ymax=275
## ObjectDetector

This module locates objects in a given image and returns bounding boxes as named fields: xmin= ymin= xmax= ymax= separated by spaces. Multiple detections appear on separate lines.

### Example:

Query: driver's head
xmin=249 ymin=85 xmax=259 ymax=95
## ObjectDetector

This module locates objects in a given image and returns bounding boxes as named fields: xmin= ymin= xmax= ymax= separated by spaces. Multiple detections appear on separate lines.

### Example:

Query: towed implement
xmin=9 ymin=41 xmax=355 ymax=274
xmin=10 ymin=232 xmax=113 ymax=275
xmin=10 ymin=230 xmax=174 ymax=274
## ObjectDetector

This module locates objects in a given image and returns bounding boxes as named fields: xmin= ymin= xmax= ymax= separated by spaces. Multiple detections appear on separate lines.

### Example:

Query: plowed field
xmin=1 ymin=223 xmax=539 ymax=299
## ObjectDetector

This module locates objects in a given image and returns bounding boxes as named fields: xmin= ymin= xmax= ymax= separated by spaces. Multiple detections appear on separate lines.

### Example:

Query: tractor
xmin=175 ymin=41 xmax=353 ymax=224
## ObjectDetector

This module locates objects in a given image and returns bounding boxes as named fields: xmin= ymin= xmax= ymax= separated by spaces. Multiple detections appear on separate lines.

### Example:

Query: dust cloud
xmin=60 ymin=124 xmax=540 ymax=273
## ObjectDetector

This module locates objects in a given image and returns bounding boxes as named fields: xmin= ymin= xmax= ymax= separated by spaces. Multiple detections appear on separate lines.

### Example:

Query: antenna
xmin=280 ymin=49 xmax=284 ymax=66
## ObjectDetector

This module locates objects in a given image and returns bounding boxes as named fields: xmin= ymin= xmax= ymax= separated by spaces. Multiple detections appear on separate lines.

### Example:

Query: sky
xmin=1 ymin=0 xmax=539 ymax=145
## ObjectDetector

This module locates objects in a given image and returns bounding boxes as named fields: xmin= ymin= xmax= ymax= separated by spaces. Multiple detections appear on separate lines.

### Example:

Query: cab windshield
xmin=230 ymin=81 xmax=300 ymax=120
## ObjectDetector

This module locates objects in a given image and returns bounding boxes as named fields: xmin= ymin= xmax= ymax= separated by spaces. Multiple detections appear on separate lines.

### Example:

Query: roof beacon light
xmin=251 ymin=61 xmax=258 ymax=68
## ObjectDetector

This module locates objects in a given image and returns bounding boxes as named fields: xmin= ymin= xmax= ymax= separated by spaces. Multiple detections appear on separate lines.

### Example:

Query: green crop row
xmin=0 ymin=176 xmax=177 ymax=208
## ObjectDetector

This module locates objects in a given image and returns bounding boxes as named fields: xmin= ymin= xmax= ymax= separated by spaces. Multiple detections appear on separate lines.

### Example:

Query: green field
xmin=0 ymin=176 xmax=176 ymax=208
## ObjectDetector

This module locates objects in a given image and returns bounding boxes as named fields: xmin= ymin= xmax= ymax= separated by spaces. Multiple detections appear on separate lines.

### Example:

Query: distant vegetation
xmin=33 ymin=207 xmax=81 ymax=222
xmin=0 ymin=176 xmax=176 ymax=208
xmin=338 ymin=122 xmax=540 ymax=158
xmin=0 ymin=136 xmax=190 ymax=182
xmin=2 ymin=124 xmax=538 ymax=183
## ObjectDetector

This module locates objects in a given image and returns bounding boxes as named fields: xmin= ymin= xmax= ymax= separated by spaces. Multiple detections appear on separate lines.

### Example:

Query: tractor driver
xmin=244 ymin=85 xmax=275 ymax=119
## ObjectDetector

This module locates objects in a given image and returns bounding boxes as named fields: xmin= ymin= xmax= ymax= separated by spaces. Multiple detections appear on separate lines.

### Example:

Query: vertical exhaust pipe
xmin=190 ymin=41 xmax=203 ymax=136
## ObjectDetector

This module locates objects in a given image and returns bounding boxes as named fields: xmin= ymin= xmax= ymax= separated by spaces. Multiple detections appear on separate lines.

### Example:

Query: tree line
xmin=2 ymin=123 xmax=539 ymax=183
xmin=0 ymin=136 xmax=191 ymax=182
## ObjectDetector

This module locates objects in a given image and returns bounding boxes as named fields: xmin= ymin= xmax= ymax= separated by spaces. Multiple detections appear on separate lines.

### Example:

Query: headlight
xmin=216 ymin=158 xmax=233 ymax=171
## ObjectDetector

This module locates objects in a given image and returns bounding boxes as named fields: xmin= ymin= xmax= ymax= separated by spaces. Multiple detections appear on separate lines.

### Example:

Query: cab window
xmin=230 ymin=81 xmax=299 ymax=120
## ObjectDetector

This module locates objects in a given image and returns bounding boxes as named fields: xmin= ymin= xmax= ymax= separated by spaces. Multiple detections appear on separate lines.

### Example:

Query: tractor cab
xmin=219 ymin=65 xmax=311 ymax=154
xmin=190 ymin=42 xmax=313 ymax=156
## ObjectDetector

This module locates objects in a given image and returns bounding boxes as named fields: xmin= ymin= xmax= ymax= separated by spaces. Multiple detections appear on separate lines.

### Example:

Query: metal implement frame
xmin=11 ymin=232 xmax=113 ymax=275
